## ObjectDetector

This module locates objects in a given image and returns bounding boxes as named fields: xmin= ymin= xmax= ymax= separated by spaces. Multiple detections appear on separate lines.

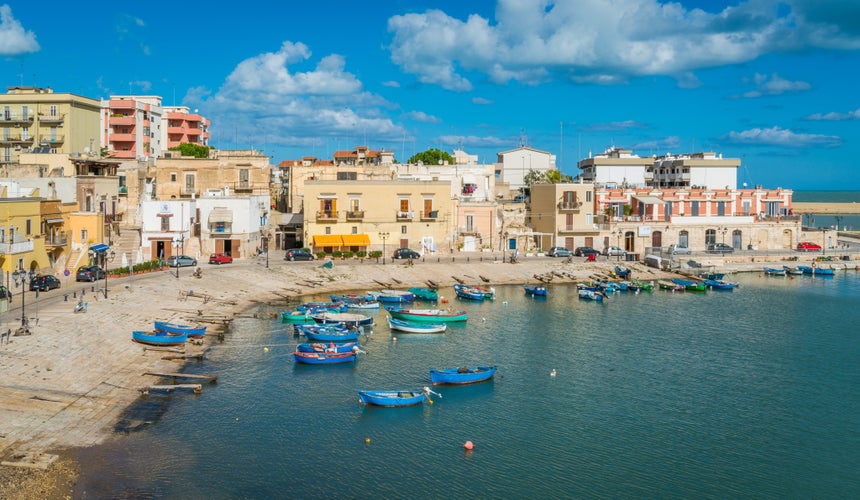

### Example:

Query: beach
xmin=0 ymin=250 xmax=855 ymax=498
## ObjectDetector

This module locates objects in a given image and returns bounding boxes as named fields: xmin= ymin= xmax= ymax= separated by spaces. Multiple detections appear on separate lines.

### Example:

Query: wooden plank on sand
xmin=144 ymin=371 xmax=218 ymax=382
xmin=139 ymin=384 xmax=202 ymax=395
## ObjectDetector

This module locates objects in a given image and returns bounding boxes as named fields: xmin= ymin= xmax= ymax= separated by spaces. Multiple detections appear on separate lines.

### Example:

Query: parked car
xmin=167 ymin=255 xmax=197 ymax=267
xmin=75 ymin=265 xmax=106 ymax=282
xmin=669 ymin=244 xmax=692 ymax=255
xmin=706 ymin=243 xmax=734 ymax=254
xmin=284 ymin=249 xmax=314 ymax=261
xmin=29 ymin=275 xmax=61 ymax=292
xmin=208 ymin=253 xmax=233 ymax=264
xmin=796 ymin=242 xmax=822 ymax=252
xmin=574 ymin=246 xmax=600 ymax=257
xmin=547 ymin=247 xmax=572 ymax=258
xmin=393 ymin=248 xmax=421 ymax=260
xmin=603 ymin=246 xmax=625 ymax=257
xmin=0 ymin=285 xmax=12 ymax=300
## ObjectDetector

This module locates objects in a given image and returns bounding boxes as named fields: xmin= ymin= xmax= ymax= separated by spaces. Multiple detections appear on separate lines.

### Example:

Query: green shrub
xmin=368 ymin=250 xmax=382 ymax=259
xmin=316 ymin=251 xmax=327 ymax=259
xmin=342 ymin=251 xmax=354 ymax=259
xmin=332 ymin=250 xmax=343 ymax=259
xmin=356 ymin=251 xmax=367 ymax=258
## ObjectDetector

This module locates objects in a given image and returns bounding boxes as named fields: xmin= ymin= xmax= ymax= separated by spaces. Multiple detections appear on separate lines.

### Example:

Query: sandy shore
xmin=0 ymin=250 xmax=855 ymax=497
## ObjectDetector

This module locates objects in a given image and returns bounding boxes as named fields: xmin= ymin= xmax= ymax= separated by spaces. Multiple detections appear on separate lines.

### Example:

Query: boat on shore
xmin=386 ymin=307 xmax=468 ymax=322
xmin=153 ymin=321 xmax=207 ymax=338
xmin=386 ymin=317 xmax=447 ymax=333
xmin=523 ymin=284 xmax=547 ymax=297
xmin=430 ymin=365 xmax=497 ymax=385
xmin=292 ymin=350 xmax=356 ymax=365
xmin=357 ymin=387 xmax=440 ymax=407
xmin=132 ymin=330 xmax=188 ymax=346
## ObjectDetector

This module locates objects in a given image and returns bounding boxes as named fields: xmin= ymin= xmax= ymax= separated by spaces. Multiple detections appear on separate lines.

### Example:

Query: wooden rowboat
xmin=132 ymin=330 xmax=188 ymax=346
xmin=357 ymin=387 xmax=440 ymax=407
xmin=386 ymin=317 xmax=447 ymax=333
xmin=292 ymin=351 xmax=356 ymax=365
xmin=153 ymin=321 xmax=207 ymax=338
xmin=386 ymin=307 xmax=468 ymax=323
xmin=430 ymin=365 xmax=497 ymax=385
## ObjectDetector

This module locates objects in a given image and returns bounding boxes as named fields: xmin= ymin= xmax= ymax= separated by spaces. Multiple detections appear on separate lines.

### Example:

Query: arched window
xmin=679 ymin=230 xmax=689 ymax=247
xmin=732 ymin=230 xmax=742 ymax=249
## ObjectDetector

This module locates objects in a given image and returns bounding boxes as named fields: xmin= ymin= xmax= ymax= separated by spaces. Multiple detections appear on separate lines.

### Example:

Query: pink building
xmin=163 ymin=106 xmax=210 ymax=150
xmin=101 ymin=96 xmax=163 ymax=160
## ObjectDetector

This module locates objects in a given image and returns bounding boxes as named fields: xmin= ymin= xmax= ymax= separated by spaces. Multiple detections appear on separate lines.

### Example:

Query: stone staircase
xmin=109 ymin=227 xmax=142 ymax=269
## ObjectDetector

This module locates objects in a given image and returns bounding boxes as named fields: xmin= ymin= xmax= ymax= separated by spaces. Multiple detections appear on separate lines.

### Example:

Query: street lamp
xmin=264 ymin=234 xmax=270 ymax=269
xmin=379 ymin=232 xmax=389 ymax=265
xmin=612 ymin=229 xmax=623 ymax=262
xmin=103 ymin=249 xmax=115 ymax=299
xmin=718 ymin=226 xmax=728 ymax=245
xmin=12 ymin=267 xmax=34 ymax=329
xmin=173 ymin=238 xmax=182 ymax=278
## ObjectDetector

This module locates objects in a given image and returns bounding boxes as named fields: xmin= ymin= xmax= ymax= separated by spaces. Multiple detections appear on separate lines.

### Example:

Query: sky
xmin=2 ymin=0 xmax=860 ymax=189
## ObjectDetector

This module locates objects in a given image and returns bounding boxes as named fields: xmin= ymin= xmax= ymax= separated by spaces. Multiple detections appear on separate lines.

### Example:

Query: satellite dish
xmin=742 ymin=182 xmax=747 ymax=188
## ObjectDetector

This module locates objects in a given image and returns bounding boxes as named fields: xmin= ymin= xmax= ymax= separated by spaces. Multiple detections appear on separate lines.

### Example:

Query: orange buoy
xmin=463 ymin=441 xmax=474 ymax=450
xmin=441 ymin=298 xmax=448 ymax=303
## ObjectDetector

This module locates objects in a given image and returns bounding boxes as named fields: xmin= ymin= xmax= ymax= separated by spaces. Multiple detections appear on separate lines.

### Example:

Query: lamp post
xmin=103 ymin=249 xmax=115 ymax=299
xmin=612 ymin=229 xmax=623 ymax=262
xmin=265 ymin=234 xmax=270 ymax=269
xmin=12 ymin=267 xmax=34 ymax=329
xmin=719 ymin=226 xmax=728 ymax=246
xmin=379 ymin=232 xmax=389 ymax=265
xmin=173 ymin=238 xmax=182 ymax=278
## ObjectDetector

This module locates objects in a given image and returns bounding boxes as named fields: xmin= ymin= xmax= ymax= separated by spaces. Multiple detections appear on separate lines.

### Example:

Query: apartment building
xmin=529 ymin=182 xmax=597 ymax=251
xmin=154 ymin=149 xmax=271 ymax=200
xmin=101 ymin=95 xmax=163 ymax=160
xmin=302 ymin=179 xmax=452 ymax=256
xmin=0 ymin=86 xmax=100 ymax=166
xmin=162 ymin=106 xmax=210 ymax=150
xmin=496 ymin=146 xmax=556 ymax=194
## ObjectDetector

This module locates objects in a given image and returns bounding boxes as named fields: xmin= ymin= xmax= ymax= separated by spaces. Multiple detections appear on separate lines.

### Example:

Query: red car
xmin=796 ymin=242 xmax=822 ymax=252
xmin=208 ymin=253 xmax=233 ymax=264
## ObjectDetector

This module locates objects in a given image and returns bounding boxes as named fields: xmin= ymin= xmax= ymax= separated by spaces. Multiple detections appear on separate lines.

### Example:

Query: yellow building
xmin=303 ymin=180 xmax=453 ymax=256
xmin=529 ymin=182 xmax=597 ymax=251
xmin=0 ymin=86 xmax=101 ymax=166
xmin=0 ymin=198 xmax=51 ymax=274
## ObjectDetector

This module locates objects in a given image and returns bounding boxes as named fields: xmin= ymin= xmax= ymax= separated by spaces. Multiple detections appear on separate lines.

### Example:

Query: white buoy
xmin=550 ymin=369 xmax=557 ymax=377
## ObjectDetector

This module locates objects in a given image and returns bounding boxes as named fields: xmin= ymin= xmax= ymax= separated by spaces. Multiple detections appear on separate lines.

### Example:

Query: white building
xmin=577 ymin=147 xmax=652 ymax=187
xmin=496 ymin=146 xmax=556 ymax=193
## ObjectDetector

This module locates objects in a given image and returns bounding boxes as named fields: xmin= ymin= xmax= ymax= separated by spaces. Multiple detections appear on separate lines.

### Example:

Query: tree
xmin=523 ymin=168 xmax=574 ymax=192
xmin=407 ymin=148 xmax=453 ymax=166
xmin=169 ymin=143 xmax=210 ymax=159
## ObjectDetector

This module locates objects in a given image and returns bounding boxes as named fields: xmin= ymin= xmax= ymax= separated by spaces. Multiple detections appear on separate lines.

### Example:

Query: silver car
xmin=669 ymin=244 xmax=692 ymax=255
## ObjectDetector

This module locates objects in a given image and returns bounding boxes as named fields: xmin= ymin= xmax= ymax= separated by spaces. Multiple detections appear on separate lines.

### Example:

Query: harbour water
xmin=74 ymin=272 xmax=860 ymax=498
xmin=794 ymin=190 xmax=860 ymax=230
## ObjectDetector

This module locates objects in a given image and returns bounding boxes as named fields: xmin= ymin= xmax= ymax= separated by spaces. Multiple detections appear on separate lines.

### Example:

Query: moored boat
xmin=386 ymin=307 xmax=468 ymax=322
xmin=292 ymin=350 xmax=356 ymax=365
xmin=132 ymin=330 xmax=188 ymax=346
xmin=430 ymin=365 xmax=497 ymax=385
xmin=453 ymin=283 xmax=492 ymax=301
xmin=763 ymin=267 xmax=786 ymax=276
xmin=312 ymin=311 xmax=374 ymax=327
xmin=797 ymin=265 xmax=834 ymax=275
xmin=357 ymin=387 xmax=440 ymax=407
xmin=578 ymin=289 xmax=605 ymax=301
xmin=296 ymin=341 xmax=359 ymax=353
xmin=153 ymin=321 xmax=207 ymax=338
xmin=367 ymin=290 xmax=415 ymax=303
xmin=280 ymin=310 xmax=316 ymax=323
xmin=408 ymin=287 xmax=438 ymax=301
xmin=658 ymin=280 xmax=684 ymax=291
xmin=672 ymin=278 xmax=707 ymax=292
xmin=523 ymin=284 xmax=547 ymax=296
xmin=703 ymin=279 xmax=738 ymax=290
xmin=386 ymin=317 xmax=447 ymax=333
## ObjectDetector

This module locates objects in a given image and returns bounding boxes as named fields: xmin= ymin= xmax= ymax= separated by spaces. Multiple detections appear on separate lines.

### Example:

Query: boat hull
xmin=132 ymin=330 xmax=188 ymax=346
xmin=358 ymin=390 xmax=427 ymax=407
xmin=523 ymin=285 xmax=547 ymax=296
xmin=296 ymin=342 xmax=358 ymax=353
xmin=292 ymin=351 xmax=356 ymax=364
xmin=386 ymin=308 xmax=468 ymax=322
xmin=430 ymin=365 xmax=497 ymax=385
xmin=386 ymin=317 xmax=447 ymax=333
xmin=312 ymin=312 xmax=374 ymax=327
xmin=153 ymin=321 xmax=207 ymax=338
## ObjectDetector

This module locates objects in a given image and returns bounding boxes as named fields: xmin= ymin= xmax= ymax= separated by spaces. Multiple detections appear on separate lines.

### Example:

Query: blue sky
xmin=2 ymin=1 xmax=859 ymax=189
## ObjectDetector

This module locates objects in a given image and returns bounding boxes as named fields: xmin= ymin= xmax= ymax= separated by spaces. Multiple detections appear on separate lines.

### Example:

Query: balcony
xmin=0 ymin=134 xmax=33 ymax=144
xmin=558 ymin=225 xmax=576 ymax=233
xmin=0 ymin=113 xmax=33 ymax=124
xmin=396 ymin=210 xmax=414 ymax=221
xmin=0 ymin=240 xmax=34 ymax=254
xmin=316 ymin=211 xmax=339 ymax=222
xmin=558 ymin=201 xmax=582 ymax=211
xmin=210 ymin=224 xmax=233 ymax=235
xmin=420 ymin=210 xmax=438 ymax=221
xmin=110 ymin=133 xmax=136 ymax=142
xmin=109 ymin=116 xmax=135 ymax=126
xmin=38 ymin=113 xmax=66 ymax=123
xmin=346 ymin=210 xmax=365 ymax=221
xmin=44 ymin=235 xmax=68 ymax=247
xmin=233 ymin=181 xmax=252 ymax=193
xmin=458 ymin=227 xmax=480 ymax=237
xmin=180 ymin=190 xmax=199 ymax=199
xmin=46 ymin=135 xmax=64 ymax=144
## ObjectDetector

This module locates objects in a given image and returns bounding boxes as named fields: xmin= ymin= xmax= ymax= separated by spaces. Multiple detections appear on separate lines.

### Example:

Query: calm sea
xmin=74 ymin=272 xmax=860 ymax=499
xmin=793 ymin=190 xmax=860 ymax=230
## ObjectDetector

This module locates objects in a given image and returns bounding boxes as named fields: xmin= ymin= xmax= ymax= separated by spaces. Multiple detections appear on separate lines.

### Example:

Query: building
xmin=496 ymin=146 xmax=556 ymax=194
xmin=0 ymin=86 xmax=100 ymax=166
xmin=577 ymin=146 xmax=741 ymax=190
xmin=154 ymin=149 xmax=271 ymax=200
xmin=101 ymin=95 xmax=163 ymax=160
xmin=302 ymin=179 xmax=452 ymax=256
xmin=529 ymin=182 xmax=597 ymax=251
xmin=332 ymin=146 xmax=394 ymax=167
xmin=162 ymin=106 xmax=210 ymax=150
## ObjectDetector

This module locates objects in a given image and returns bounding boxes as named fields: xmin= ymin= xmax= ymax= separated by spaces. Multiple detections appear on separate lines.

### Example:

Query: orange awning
xmin=341 ymin=234 xmax=370 ymax=246
xmin=313 ymin=235 xmax=343 ymax=246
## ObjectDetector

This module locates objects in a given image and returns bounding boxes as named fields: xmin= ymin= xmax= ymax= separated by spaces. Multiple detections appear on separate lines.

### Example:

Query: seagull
xmin=550 ymin=369 xmax=557 ymax=377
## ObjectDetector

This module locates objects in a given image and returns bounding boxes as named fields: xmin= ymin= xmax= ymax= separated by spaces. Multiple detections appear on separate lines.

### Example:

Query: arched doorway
xmin=651 ymin=230 xmax=662 ymax=248
xmin=782 ymin=229 xmax=793 ymax=249
xmin=624 ymin=231 xmax=635 ymax=252
xmin=732 ymin=230 xmax=742 ymax=249
xmin=679 ymin=230 xmax=689 ymax=247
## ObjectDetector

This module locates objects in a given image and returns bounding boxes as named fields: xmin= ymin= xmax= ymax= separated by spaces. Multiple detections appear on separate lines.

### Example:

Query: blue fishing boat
xmin=367 ymin=290 xmax=415 ymax=303
xmin=386 ymin=307 xmax=468 ymax=323
xmin=357 ymin=387 xmax=440 ymax=407
xmin=578 ymin=289 xmax=605 ymax=301
xmin=763 ymin=267 xmax=786 ymax=276
xmin=672 ymin=278 xmax=707 ymax=291
xmin=294 ymin=322 xmax=348 ymax=336
xmin=797 ymin=265 xmax=834 ymax=275
xmin=703 ymin=279 xmax=738 ymax=290
xmin=408 ymin=287 xmax=438 ymax=301
xmin=453 ymin=283 xmax=492 ymax=301
xmin=292 ymin=350 xmax=356 ymax=365
xmin=296 ymin=342 xmax=359 ymax=353
xmin=153 ymin=321 xmax=207 ymax=338
xmin=614 ymin=266 xmax=631 ymax=279
xmin=132 ymin=330 xmax=188 ymax=346
xmin=522 ymin=284 xmax=547 ymax=297
xmin=386 ymin=317 xmax=447 ymax=333
xmin=783 ymin=266 xmax=804 ymax=275
xmin=305 ymin=330 xmax=361 ymax=343
xmin=296 ymin=301 xmax=347 ymax=312
xmin=430 ymin=365 xmax=497 ymax=385
xmin=312 ymin=311 xmax=374 ymax=327
xmin=330 ymin=295 xmax=380 ymax=310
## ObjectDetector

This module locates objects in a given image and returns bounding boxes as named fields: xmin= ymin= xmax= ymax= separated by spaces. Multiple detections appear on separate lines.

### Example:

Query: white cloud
xmin=404 ymin=111 xmax=441 ymax=124
xmin=588 ymin=120 xmax=649 ymax=132
xmin=192 ymin=41 xmax=408 ymax=149
xmin=0 ymin=5 xmax=39 ymax=55
xmin=741 ymin=73 xmax=811 ymax=98
xmin=724 ymin=126 xmax=840 ymax=147
xmin=382 ymin=80 xmax=400 ymax=88
xmin=805 ymin=108 xmax=860 ymax=120
xmin=386 ymin=0 xmax=860 ymax=90
xmin=632 ymin=136 xmax=682 ymax=152
xmin=472 ymin=97 xmax=493 ymax=105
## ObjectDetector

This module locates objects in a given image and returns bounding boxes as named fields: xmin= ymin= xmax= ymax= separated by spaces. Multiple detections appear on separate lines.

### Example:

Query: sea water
xmin=74 ymin=272 xmax=860 ymax=498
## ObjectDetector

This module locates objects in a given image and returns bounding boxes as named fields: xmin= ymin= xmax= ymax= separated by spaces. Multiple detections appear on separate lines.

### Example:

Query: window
xmin=0 ymin=228 xmax=5 ymax=243
xmin=337 ymin=171 xmax=357 ymax=180
xmin=679 ymin=230 xmax=689 ymax=247
xmin=239 ymin=169 xmax=249 ymax=188
xmin=691 ymin=201 xmax=699 ymax=217
xmin=562 ymin=191 xmax=577 ymax=204
xmin=717 ymin=201 xmax=725 ymax=216
xmin=349 ymin=198 xmax=360 ymax=211
xmin=81 ymin=229 xmax=88 ymax=243
xmin=466 ymin=215 xmax=474 ymax=232
xmin=705 ymin=229 xmax=716 ymax=245
xmin=160 ymin=216 xmax=170 ymax=232
xmin=25 ymin=219 xmax=31 ymax=236
xmin=49 ymin=105 xmax=58 ymax=117
xmin=185 ymin=173 xmax=195 ymax=193
xmin=352 ymin=226 xmax=358 ymax=234
xmin=171 ymin=173 xmax=177 ymax=182
xmin=325 ymin=226 xmax=331 ymax=235
xmin=401 ymin=225 xmax=407 ymax=234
